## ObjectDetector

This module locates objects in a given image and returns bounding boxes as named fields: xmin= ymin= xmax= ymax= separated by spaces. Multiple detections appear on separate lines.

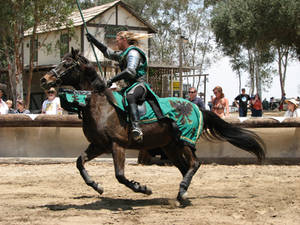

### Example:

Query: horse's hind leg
xmin=112 ymin=143 xmax=152 ymax=195
xmin=177 ymin=146 xmax=201 ymax=201
xmin=164 ymin=144 xmax=201 ymax=202
xmin=76 ymin=143 xmax=104 ymax=195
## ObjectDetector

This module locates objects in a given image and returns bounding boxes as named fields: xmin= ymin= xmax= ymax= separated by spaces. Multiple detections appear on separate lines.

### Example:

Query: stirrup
xmin=131 ymin=127 xmax=143 ymax=142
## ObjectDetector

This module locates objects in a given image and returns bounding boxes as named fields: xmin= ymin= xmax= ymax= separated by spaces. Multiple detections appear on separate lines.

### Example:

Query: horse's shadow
xmin=43 ymin=195 xmax=189 ymax=211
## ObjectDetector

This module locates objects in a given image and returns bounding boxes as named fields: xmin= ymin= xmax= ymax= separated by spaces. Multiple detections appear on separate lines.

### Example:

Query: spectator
xmin=269 ymin=97 xmax=277 ymax=110
xmin=6 ymin=100 xmax=15 ymax=114
xmin=207 ymin=95 xmax=213 ymax=111
xmin=0 ymin=89 xmax=8 ymax=114
xmin=284 ymin=98 xmax=300 ymax=117
xmin=234 ymin=88 xmax=250 ymax=117
xmin=15 ymin=99 xmax=30 ymax=114
xmin=262 ymin=98 xmax=269 ymax=110
xmin=42 ymin=87 xmax=62 ymax=115
xmin=250 ymin=93 xmax=263 ymax=117
xmin=188 ymin=87 xmax=205 ymax=110
xmin=279 ymin=93 xmax=286 ymax=111
xmin=110 ymin=83 xmax=119 ymax=91
xmin=212 ymin=86 xmax=229 ymax=118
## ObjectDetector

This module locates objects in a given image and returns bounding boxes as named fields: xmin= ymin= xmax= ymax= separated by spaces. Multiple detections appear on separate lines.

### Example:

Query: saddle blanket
xmin=58 ymin=88 xmax=204 ymax=146
xmin=58 ymin=88 xmax=90 ymax=113
xmin=112 ymin=90 xmax=204 ymax=147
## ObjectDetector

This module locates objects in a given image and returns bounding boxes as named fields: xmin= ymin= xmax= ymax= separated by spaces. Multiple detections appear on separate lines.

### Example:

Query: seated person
xmin=0 ymin=89 xmax=8 ymax=114
xmin=284 ymin=98 xmax=300 ymax=117
xmin=42 ymin=87 xmax=62 ymax=115
xmin=6 ymin=100 xmax=15 ymax=114
xmin=15 ymin=99 xmax=30 ymax=114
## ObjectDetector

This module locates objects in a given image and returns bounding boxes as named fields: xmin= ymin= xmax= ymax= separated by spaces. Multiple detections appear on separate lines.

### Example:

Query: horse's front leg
xmin=76 ymin=143 xmax=104 ymax=195
xmin=112 ymin=143 xmax=152 ymax=195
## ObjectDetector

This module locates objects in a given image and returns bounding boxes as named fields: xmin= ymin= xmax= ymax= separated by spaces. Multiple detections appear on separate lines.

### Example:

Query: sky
xmin=204 ymin=57 xmax=300 ymax=105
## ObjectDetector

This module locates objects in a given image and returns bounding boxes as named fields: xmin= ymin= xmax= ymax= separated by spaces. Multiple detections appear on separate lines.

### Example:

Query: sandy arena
xmin=0 ymin=159 xmax=299 ymax=225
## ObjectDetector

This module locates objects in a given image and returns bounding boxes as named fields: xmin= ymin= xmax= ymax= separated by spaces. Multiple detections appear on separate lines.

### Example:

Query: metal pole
xmin=75 ymin=0 xmax=104 ymax=78
xmin=179 ymin=36 xmax=183 ymax=98
xmin=170 ymin=69 xmax=174 ymax=97
xmin=204 ymin=74 xmax=207 ymax=106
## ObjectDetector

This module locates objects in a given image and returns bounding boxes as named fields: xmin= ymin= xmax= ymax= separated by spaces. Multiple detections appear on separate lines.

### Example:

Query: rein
xmin=51 ymin=59 xmax=80 ymax=82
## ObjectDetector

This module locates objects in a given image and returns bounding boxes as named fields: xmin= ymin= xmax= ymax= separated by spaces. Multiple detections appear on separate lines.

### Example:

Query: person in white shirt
xmin=42 ymin=87 xmax=62 ymax=115
xmin=0 ymin=89 xmax=8 ymax=115
xmin=284 ymin=98 xmax=300 ymax=118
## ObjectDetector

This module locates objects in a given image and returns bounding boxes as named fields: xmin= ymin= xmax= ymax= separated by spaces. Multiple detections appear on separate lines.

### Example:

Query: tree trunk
xmin=26 ymin=1 xmax=39 ymax=109
xmin=247 ymin=49 xmax=255 ymax=95
xmin=13 ymin=22 xmax=24 ymax=101
xmin=254 ymin=49 xmax=262 ymax=97
xmin=5 ymin=50 xmax=17 ymax=104
xmin=277 ymin=46 xmax=289 ymax=98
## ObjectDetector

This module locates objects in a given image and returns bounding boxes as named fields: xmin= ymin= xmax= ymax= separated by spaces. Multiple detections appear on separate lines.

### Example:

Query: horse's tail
xmin=201 ymin=110 xmax=266 ymax=163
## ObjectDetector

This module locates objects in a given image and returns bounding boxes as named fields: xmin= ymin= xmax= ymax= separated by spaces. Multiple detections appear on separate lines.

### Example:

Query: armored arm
xmin=86 ymin=33 xmax=121 ymax=61
xmin=108 ymin=49 xmax=143 ymax=85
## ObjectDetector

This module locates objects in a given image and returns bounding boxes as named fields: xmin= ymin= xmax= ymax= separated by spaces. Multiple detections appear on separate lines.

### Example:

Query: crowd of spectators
xmin=0 ymin=87 xmax=299 ymax=118
xmin=206 ymin=87 xmax=299 ymax=118
xmin=0 ymin=88 xmax=62 ymax=115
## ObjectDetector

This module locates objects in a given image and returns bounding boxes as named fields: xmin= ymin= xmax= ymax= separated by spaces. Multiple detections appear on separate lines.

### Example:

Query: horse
xmin=40 ymin=48 xmax=265 ymax=204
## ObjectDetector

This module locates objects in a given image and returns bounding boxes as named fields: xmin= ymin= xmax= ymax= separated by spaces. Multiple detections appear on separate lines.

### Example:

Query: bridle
xmin=50 ymin=57 xmax=81 ymax=83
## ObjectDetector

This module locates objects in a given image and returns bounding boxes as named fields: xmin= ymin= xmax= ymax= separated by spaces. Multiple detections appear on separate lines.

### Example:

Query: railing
xmin=0 ymin=114 xmax=299 ymax=163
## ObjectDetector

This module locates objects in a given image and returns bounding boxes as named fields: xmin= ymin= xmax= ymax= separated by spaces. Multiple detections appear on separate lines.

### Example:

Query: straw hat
xmin=110 ymin=83 xmax=118 ymax=89
xmin=285 ymin=98 xmax=299 ymax=107
xmin=16 ymin=99 xmax=24 ymax=105
xmin=49 ymin=87 xmax=57 ymax=93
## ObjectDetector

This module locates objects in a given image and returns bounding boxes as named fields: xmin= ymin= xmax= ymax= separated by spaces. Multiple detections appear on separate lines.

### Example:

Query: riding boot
xmin=128 ymin=103 xmax=143 ymax=142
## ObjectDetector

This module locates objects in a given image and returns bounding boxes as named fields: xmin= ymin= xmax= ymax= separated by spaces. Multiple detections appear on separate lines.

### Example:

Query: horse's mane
xmin=75 ymin=52 xmax=116 ymax=105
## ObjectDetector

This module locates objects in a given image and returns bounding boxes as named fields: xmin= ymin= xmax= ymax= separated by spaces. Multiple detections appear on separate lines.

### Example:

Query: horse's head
xmin=40 ymin=48 xmax=103 ymax=91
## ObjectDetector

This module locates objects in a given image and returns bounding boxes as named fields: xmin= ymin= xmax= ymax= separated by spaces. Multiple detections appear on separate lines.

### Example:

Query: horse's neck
xmin=80 ymin=67 xmax=104 ymax=91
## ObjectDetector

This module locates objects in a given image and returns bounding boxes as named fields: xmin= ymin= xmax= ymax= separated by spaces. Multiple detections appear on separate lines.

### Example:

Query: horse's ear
xmin=71 ymin=47 xmax=80 ymax=58
xmin=71 ymin=47 xmax=75 ymax=57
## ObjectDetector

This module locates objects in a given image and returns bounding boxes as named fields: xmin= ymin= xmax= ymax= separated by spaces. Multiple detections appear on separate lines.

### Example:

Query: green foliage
xmin=211 ymin=0 xmax=300 ymax=95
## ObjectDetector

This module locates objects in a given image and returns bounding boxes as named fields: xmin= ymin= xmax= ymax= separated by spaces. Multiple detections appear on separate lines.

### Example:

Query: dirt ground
xmin=0 ymin=159 xmax=299 ymax=225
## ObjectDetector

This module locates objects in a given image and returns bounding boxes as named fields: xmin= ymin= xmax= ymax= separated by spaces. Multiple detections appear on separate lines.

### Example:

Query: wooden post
xmin=170 ymin=69 xmax=174 ymax=97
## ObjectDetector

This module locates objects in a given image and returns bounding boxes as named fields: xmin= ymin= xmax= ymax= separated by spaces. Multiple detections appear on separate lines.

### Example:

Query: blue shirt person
xmin=188 ymin=87 xmax=205 ymax=110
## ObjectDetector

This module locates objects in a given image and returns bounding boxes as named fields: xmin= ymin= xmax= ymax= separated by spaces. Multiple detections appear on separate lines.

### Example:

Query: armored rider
xmin=86 ymin=31 xmax=150 ymax=142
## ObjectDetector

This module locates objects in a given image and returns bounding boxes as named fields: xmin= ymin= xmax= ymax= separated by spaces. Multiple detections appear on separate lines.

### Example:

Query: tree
xmin=0 ymin=0 xmax=75 ymax=107
xmin=24 ymin=0 xmax=74 ymax=109
xmin=0 ymin=0 xmax=26 ymax=102
xmin=211 ymin=0 xmax=300 ymax=98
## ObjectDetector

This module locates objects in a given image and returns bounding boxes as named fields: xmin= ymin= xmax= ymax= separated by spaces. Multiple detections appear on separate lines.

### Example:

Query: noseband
xmin=50 ymin=57 xmax=80 ymax=83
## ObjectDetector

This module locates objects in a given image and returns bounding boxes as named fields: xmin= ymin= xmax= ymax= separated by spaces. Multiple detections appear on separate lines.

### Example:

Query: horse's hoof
xmin=176 ymin=191 xmax=191 ymax=207
xmin=145 ymin=188 xmax=152 ymax=195
xmin=168 ymin=199 xmax=181 ymax=208
xmin=96 ymin=187 xmax=104 ymax=195
xmin=140 ymin=185 xmax=152 ymax=195
xmin=94 ymin=183 xmax=104 ymax=195
xmin=181 ymin=192 xmax=188 ymax=200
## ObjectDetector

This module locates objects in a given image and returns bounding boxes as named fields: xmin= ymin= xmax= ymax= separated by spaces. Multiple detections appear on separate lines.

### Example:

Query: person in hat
xmin=15 ymin=99 xmax=30 ymax=114
xmin=42 ymin=87 xmax=62 ymax=115
xmin=109 ymin=83 xmax=119 ymax=91
xmin=6 ymin=100 xmax=15 ymax=114
xmin=284 ymin=98 xmax=300 ymax=117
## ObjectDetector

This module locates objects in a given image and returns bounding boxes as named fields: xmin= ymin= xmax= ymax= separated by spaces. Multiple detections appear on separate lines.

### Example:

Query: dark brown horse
xmin=40 ymin=49 xmax=265 ymax=204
